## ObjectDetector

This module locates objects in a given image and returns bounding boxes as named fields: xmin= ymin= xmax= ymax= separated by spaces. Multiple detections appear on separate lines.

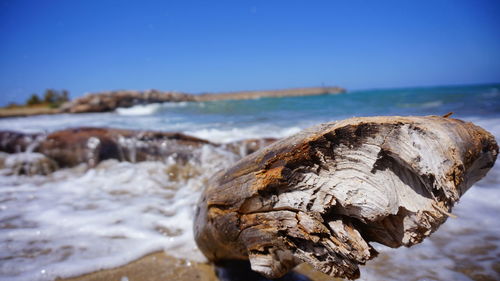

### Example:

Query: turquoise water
xmin=154 ymin=83 xmax=500 ymax=125
xmin=2 ymin=83 xmax=499 ymax=143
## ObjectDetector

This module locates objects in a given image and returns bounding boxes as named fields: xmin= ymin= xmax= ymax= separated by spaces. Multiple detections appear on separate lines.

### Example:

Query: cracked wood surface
xmin=194 ymin=116 xmax=498 ymax=279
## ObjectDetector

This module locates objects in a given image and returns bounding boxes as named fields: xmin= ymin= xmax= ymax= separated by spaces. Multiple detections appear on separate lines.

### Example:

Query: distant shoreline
xmin=0 ymin=86 xmax=345 ymax=118
xmin=0 ymin=105 xmax=59 ymax=118
xmin=194 ymin=86 xmax=345 ymax=101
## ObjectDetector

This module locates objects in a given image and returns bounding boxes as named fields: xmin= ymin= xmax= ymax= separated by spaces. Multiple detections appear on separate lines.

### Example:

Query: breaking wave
xmin=116 ymin=104 xmax=163 ymax=115
xmin=0 ymin=145 xmax=238 ymax=281
xmin=186 ymin=125 xmax=302 ymax=143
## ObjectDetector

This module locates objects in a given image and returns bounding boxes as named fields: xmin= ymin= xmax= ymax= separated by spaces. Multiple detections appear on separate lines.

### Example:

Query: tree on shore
xmin=24 ymin=89 xmax=70 ymax=108
xmin=27 ymin=94 xmax=42 ymax=105
xmin=43 ymin=89 xmax=56 ymax=104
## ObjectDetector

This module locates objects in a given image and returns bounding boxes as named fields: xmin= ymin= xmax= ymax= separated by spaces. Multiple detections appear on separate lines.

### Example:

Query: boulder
xmin=61 ymin=90 xmax=195 ymax=113
xmin=0 ymin=131 xmax=42 ymax=153
xmin=3 ymin=152 xmax=58 ymax=176
xmin=36 ymin=127 xmax=214 ymax=167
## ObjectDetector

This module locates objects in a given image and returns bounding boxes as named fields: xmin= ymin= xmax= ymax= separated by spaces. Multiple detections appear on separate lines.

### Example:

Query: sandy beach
xmin=59 ymin=251 xmax=337 ymax=281
xmin=58 ymin=252 xmax=218 ymax=281
xmin=0 ymin=106 xmax=59 ymax=118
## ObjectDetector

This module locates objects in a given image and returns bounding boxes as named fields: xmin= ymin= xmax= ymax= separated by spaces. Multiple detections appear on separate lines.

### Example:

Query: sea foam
xmin=0 ymin=145 xmax=238 ymax=281
xmin=116 ymin=102 xmax=190 ymax=116
xmin=116 ymin=103 xmax=162 ymax=115
xmin=186 ymin=125 xmax=302 ymax=143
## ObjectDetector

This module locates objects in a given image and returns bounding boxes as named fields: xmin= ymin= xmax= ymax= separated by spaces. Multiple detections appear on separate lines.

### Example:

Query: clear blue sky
xmin=1 ymin=0 xmax=499 ymax=105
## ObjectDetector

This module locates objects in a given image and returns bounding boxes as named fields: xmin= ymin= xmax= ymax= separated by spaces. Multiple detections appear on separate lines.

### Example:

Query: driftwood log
xmin=194 ymin=116 xmax=498 ymax=279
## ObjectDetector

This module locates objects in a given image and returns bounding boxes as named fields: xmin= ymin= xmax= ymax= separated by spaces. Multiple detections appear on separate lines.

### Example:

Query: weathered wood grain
xmin=194 ymin=116 xmax=498 ymax=279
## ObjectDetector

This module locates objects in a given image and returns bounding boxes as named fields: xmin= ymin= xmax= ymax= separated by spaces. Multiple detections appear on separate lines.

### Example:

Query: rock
xmin=0 ymin=131 xmax=43 ymax=153
xmin=35 ymin=127 xmax=214 ymax=167
xmin=60 ymin=87 xmax=346 ymax=114
xmin=0 ymin=151 xmax=8 ymax=168
xmin=3 ymin=152 xmax=58 ymax=176
xmin=61 ymin=90 xmax=196 ymax=113
xmin=0 ymin=128 xmax=226 ymax=168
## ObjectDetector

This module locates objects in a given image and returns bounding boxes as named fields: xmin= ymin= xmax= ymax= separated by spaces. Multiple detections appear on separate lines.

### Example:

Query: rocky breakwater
xmin=194 ymin=86 xmax=346 ymax=102
xmin=0 ymin=127 xmax=276 ymax=175
xmin=59 ymin=86 xmax=345 ymax=114
xmin=59 ymin=90 xmax=196 ymax=113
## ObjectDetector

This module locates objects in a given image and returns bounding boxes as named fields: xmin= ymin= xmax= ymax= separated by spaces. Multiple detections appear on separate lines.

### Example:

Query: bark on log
xmin=194 ymin=116 xmax=498 ymax=279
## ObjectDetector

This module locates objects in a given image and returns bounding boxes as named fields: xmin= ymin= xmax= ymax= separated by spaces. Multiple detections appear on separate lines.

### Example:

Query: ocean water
xmin=0 ymin=83 xmax=499 ymax=280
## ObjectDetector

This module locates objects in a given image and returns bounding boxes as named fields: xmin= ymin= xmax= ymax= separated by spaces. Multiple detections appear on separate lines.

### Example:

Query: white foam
xmin=0 ymin=145 xmax=238 ymax=281
xmin=0 ymin=107 xmax=306 ymax=146
xmin=2 ymin=152 xmax=57 ymax=176
xmin=116 ymin=104 xmax=162 ymax=115
xmin=115 ymin=102 xmax=190 ymax=116
xmin=0 ymin=113 xmax=120 ymax=134
xmin=186 ymin=125 xmax=302 ymax=143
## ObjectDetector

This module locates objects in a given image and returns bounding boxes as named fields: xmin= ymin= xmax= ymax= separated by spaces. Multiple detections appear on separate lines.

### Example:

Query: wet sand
xmin=58 ymin=251 xmax=338 ymax=281
xmin=58 ymin=252 xmax=218 ymax=281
